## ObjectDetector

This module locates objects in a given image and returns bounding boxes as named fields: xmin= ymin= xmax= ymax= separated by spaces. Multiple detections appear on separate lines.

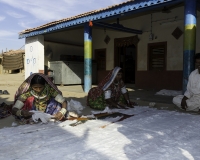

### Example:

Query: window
xmin=148 ymin=42 xmax=167 ymax=71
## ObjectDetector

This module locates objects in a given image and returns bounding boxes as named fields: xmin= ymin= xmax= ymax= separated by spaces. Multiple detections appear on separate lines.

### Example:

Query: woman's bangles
xmin=16 ymin=109 xmax=22 ymax=117
xmin=126 ymin=100 xmax=131 ymax=105
xmin=59 ymin=108 xmax=67 ymax=115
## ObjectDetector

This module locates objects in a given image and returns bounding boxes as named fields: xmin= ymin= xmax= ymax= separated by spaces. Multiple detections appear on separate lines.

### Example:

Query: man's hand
xmin=181 ymin=96 xmax=188 ymax=110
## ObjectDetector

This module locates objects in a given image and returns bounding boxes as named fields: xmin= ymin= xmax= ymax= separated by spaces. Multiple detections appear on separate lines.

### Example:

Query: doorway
xmin=114 ymin=36 xmax=139 ymax=84
xmin=95 ymin=48 xmax=106 ymax=71
xmin=95 ymin=48 xmax=108 ymax=83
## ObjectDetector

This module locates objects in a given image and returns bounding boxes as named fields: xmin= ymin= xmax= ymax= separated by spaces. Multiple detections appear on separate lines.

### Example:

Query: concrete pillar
xmin=183 ymin=0 xmax=196 ymax=93
xmin=84 ymin=23 xmax=92 ymax=93
xmin=25 ymin=35 xmax=44 ymax=79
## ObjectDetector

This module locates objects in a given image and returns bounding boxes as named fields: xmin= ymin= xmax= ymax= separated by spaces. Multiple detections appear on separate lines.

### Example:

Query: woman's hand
xmin=21 ymin=110 xmax=34 ymax=118
xmin=127 ymin=103 xmax=134 ymax=108
xmin=117 ymin=103 xmax=129 ymax=109
xmin=54 ymin=112 xmax=64 ymax=121
xmin=127 ymin=101 xmax=138 ymax=108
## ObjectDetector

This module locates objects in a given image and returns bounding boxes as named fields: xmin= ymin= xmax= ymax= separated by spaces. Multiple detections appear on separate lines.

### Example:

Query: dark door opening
xmin=117 ymin=45 xmax=136 ymax=84
xmin=114 ymin=36 xmax=139 ymax=84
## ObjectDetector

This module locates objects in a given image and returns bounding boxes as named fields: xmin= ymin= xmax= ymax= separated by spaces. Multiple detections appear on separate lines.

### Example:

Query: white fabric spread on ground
xmin=0 ymin=106 xmax=200 ymax=160
xmin=155 ymin=89 xmax=182 ymax=96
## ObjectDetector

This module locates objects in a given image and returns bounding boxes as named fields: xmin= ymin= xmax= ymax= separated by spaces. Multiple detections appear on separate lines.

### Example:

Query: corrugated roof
xmin=19 ymin=0 xmax=184 ymax=39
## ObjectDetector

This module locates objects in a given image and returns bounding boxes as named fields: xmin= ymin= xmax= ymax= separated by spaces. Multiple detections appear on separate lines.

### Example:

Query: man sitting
xmin=173 ymin=53 xmax=200 ymax=112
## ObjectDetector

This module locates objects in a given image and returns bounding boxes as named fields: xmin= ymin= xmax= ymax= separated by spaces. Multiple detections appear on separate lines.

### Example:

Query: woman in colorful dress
xmin=87 ymin=67 xmax=136 ymax=110
xmin=12 ymin=73 xmax=69 ymax=124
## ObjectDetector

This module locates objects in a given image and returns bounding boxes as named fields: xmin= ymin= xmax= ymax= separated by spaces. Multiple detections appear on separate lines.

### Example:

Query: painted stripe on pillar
xmin=84 ymin=58 xmax=92 ymax=93
xmin=183 ymin=0 xmax=196 ymax=93
xmin=84 ymin=23 xmax=92 ymax=93
xmin=183 ymin=50 xmax=195 ymax=74
xmin=84 ymin=41 xmax=92 ymax=59
xmin=185 ymin=15 xmax=196 ymax=25
xmin=184 ymin=24 xmax=196 ymax=50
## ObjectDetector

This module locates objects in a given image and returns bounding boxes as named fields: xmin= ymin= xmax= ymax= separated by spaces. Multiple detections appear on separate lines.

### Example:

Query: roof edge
xmin=19 ymin=0 xmax=184 ymax=39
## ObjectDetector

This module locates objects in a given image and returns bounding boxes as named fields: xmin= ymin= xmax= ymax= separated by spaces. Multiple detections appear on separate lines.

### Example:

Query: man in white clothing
xmin=173 ymin=53 xmax=200 ymax=112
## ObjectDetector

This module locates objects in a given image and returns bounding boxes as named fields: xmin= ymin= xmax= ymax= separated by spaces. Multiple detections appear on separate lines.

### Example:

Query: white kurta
xmin=173 ymin=69 xmax=200 ymax=111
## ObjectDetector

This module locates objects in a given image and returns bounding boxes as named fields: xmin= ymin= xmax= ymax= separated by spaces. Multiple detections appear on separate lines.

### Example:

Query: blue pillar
xmin=183 ymin=0 xmax=196 ymax=93
xmin=84 ymin=23 xmax=92 ymax=93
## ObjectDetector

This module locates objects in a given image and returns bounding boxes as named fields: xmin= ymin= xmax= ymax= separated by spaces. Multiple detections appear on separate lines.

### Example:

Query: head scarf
xmin=15 ymin=73 xmax=62 ymax=101
xmin=101 ymin=67 xmax=121 ymax=91
xmin=87 ymin=67 xmax=121 ymax=103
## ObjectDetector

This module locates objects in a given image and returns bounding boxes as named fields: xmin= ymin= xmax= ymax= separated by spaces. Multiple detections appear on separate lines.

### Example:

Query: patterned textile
xmin=88 ymin=90 xmax=126 ymax=110
xmin=13 ymin=73 xmax=64 ymax=123
xmin=107 ymin=80 xmax=125 ymax=102
xmin=18 ymin=83 xmax=59 ymax=112
xmin=87 ymin=67 xmax=126 ymax=110
xmin=15 ymin=97 xmax=62 ymax=124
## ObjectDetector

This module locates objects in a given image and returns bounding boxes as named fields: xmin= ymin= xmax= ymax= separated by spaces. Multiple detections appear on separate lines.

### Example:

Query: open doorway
xmin=94 ymin=48 xmax=107 ymax=83
xmin=114 ymin=36 xmax=138 ymax=84
xmin=117 ymin=45 xmax=136 ymax=83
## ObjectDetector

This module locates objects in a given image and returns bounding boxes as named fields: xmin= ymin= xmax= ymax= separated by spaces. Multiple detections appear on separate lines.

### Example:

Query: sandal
xmin=3 ymin=90 xmax=9 ymax=95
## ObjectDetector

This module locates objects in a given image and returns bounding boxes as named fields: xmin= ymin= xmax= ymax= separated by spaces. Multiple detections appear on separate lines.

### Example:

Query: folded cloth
xmin=30 ymin=111 xmax=53 ymax=123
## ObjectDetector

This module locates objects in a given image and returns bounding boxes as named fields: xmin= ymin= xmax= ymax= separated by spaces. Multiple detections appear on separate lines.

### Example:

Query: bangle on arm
xmin=121 ymin=86 xmax=127 ymax=94
xmin=104 ymin=90 xmax=112 ymax=99
xmin=55 ymin=94 xmax=66 ymax=104
xmin=13 ymin=100 xmax=24 ymax=110
xmin=126 ymin=100 xmax=130 ymax=104
xmin=16 ymin=110 xmax=22 ymax=117
xmin=59 ymin=108 xmax=67 ymax=116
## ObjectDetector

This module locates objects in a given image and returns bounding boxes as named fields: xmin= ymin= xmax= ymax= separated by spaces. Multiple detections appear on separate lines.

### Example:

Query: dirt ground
xmin=1 ymin=72 xmax=193 ymax=129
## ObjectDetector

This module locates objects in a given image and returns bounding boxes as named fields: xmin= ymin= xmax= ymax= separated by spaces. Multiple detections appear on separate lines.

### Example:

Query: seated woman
xmin=12 ymin=73 xmax=73 ymax=124
xmin=87 ymin=67 xmax=136 ymax=110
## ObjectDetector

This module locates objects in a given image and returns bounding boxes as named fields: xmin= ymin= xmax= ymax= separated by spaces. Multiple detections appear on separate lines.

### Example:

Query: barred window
xmin=148 ymin=42 xmax=167 ymax=71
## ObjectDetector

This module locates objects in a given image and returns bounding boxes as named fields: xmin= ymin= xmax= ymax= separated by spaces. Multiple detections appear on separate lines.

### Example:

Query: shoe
xmin=0 ymin=102 xmax=6 ymax=107
xmin=3 ymin=90 xmax=9 ymax=95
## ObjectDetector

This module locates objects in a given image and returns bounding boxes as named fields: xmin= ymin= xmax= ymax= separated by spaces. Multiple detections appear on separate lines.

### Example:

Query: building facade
xmin=19 ymin=0 xmax=199 ymax=92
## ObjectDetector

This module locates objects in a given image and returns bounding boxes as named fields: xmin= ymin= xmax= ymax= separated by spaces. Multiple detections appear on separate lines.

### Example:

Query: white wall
xmin=25 ymin=35 xmax=44 ymax=79
xmin=93 ymin=6 xmax=188 ymax=71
